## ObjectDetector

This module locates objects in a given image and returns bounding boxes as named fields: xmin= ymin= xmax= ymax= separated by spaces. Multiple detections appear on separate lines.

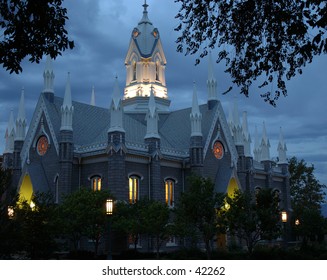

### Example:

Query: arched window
xmin=155 ymin=61 xmax=160 ymax=81
xmin=132 ymin=61 xmax=137 ymax=81
xmin=165 ymin=179 xmax=175 ymax=208
xmin=91 ymin=176 xmax=102 ymax=191
xmin=129 ymin=176 xmax=139 ymax=203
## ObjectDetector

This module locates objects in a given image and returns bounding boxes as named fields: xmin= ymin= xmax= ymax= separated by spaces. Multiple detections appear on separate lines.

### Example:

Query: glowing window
xmin=91 ymin=176 xmax=102 ymax=191
xmin=132 ymin=61 xmax=137 ymax=81
xmin=165 ymin=179 xmax=174 ymax=208
xmin=155 ymin=61 xmax=160 ymax=81
xmin=129 ymin=176 xmax=139 ymax=203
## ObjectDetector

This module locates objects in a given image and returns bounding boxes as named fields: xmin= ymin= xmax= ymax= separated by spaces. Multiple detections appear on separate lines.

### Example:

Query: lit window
xmin=129 ymin=176 xmax=139 ymax=203
xmin=165 ymin=179 xmax=174 ymax=208
xmin=155 ymin=61 xmax=160 ymax=81
xmin=132 ymin=61 xmax=137 ymax=81
xmin=91 ymin=176 xmax=102 ymax=191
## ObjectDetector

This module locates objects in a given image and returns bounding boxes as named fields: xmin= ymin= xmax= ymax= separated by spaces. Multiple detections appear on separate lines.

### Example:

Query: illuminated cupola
xmin=123 ymin=1 xmax=170 ymax=113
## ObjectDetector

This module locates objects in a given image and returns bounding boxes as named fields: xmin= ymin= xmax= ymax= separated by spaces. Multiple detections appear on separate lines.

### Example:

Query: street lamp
xmin=295 ymin=219 xmax=300 ymax=226
xmin=106 ymin=198 xmax=114 ymax=260
xmin=281 ymin=211 xmax=288 ymax=223
xmin=281 ymin=210 xmax=288 ymax=247
xmin=7 ymin=206 xmax=14 ymax=219
xmin=106 ymin=199 xmax=113 ymax=216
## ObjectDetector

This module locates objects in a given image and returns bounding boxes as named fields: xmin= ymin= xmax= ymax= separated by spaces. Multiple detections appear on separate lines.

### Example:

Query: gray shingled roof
xmin=44 ymin=95 xmax=218 ymax=157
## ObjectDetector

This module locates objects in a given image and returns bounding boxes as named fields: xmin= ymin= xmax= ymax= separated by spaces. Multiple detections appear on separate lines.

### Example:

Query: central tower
xmin=123 ymin=1 xmax=170 ymax=112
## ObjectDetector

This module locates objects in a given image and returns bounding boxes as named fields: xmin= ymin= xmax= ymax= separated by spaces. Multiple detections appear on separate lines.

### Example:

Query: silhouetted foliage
xmin=225 ymin=188 xmax=281 ymax=254
xmin=0 ymin=0 xmax=74 ymax=73
xmin=175 ymin=0 xmax=327 ymax=105
xmin=289 ymin=157 xmax=327 ymax=245
xmin=174 ymin=175 xmax=225 ymax=259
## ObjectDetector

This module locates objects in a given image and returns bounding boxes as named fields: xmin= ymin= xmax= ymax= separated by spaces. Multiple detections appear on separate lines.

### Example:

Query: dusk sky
xmin=0 ymin=0 xmax=326 ymax=186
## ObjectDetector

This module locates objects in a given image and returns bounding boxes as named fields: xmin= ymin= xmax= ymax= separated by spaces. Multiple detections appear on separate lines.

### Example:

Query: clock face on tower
xmin=37 ymin=136 xmax=49 ymax=156
xmin=213 ymin=141 xmax=224 ymax=159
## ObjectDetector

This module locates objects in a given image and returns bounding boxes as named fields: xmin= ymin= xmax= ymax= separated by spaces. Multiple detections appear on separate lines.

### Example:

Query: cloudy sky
xmin=0 ymin=0 xmax=326 ymax=186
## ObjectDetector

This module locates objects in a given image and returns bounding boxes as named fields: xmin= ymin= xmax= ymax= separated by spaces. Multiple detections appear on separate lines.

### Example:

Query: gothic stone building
xmin=2 ymin=3 xmax=290 ymax=252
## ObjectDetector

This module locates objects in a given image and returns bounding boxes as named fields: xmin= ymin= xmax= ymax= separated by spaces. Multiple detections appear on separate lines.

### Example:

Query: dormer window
xmin=152 ymin=28 xmax=158 ymax=38
xmin=133 ymin=28 xmax=139 ymax=38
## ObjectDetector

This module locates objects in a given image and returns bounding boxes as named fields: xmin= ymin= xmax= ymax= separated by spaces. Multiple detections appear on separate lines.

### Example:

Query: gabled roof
xmin=22 ymin=92 xmax=238 ymax=163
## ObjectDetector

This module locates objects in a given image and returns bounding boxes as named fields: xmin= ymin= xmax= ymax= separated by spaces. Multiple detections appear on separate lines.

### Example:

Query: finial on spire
xmin=143 ymin=0 xmax=148 ymax=11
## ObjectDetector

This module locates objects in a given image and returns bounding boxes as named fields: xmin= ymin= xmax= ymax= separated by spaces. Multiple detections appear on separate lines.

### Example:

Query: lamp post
xmin=106 ymin=199 xmax=113 ymax=260
xmin=281 ymin=210 xmax=288 ymax=247
xmin=7 ymin=206 xmax=14 ymax=219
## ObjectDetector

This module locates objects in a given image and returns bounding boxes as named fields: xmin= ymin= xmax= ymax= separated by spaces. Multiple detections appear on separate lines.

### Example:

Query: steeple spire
xmin=60 ymin=73 xmax=74 ymax=131
xmin=207 ymin=51 xmax=218 ymax=105
xmin=231 ymin=97 xmax=243 ymax=145
xmin=4 ymin=109 xmax=15 ymax=153
xmin=242 ymin=111 xmax=251 ymax=157
xmin=90 ymin=86 xmax=96 ymax=106
xmin=43 ymin=55 xmax=55 ymax=94
xmin=253 ymin=125 xmax=261 ymax=162
xmin=15 ymin=88 xmax=27 ymax=141
xmin=190 ymin=82 xmax=202 ymax=137
xmin=260 ymin=121 xmax=271 ymax=161
xmin=139 ymin=0 xmax=151 ymax=24
xmin=108 ymin=77 xmax=125 ymax=133
xmin=277 ymin=127 xmax=287 ymax=164
xmin=144 ymin=86 xmax=160 ymax=139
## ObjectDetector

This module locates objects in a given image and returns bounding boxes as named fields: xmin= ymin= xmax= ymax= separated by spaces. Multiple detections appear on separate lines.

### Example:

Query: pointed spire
xmin=260 ymin=121 xmax=271 ymax=161
xmin=63 ymin=72 xmax=72 ymax=109
xmin=4 ymin=109 xmax=15 ymax=153
xmin=277 ymin=127 xmax=287 ymax=164
xmin=190 ymin=82 xmax=202 ymax=137
xmin=242 ymin=111 xmax=251 ymax=157
xmin=144 ymin=86 xmax=160 ymax=139
xmin=139 ymin=0 xmax=151 ymax=24
xmin=253 ymin=125 xmax=261 ymax=162
xmin=60 ymin=72 xmax=74 ymax=131
xmin=43 ymin=55 xmax=55 ymax=93
xmin=90 ymin=86 xmax=96 ymax=106
xmin=108 ymin=77 xmax=125 ymax=133
xmin=231 ymin=97 xmax=243 ymax=145
xmin=112 ymin=76 xmax=121 ymax=110
xmin=148 ymin=85 xmax=156 ymax=118
xmin=207 ymin=51 xmax=218 ymax=102
xmin=191 ymin=82 xmax=200 ymax=116
xmin=15 ymin=88 xmax=27 ymax=141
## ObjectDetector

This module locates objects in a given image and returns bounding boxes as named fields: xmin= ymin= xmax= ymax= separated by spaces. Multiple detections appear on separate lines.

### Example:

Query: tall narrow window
xmin=91 ymin=176 xmax=102 ymax=191
xmin=165 ymin=179 xmax=174 ymax=208
xmin=129 ymin=176 xmax=139 ymax=203
xmin=132 ymin=61 xmax=137 ymax=81
xmin=155 ymin=61 xmax=160 ymax=81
